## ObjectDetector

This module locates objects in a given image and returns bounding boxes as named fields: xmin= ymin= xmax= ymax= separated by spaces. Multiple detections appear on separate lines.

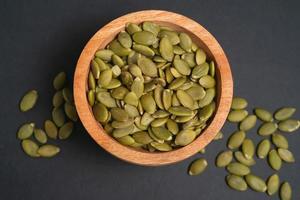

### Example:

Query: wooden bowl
xmin=74 ymin=10 xmax=233 ymax=166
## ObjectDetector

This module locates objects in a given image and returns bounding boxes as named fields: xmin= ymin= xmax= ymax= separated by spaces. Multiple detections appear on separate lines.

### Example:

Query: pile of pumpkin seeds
xmin=188 ymin=97 xmax=299 ymax=200
xmin=17 ymin=72 xmax=78 ymax=157
xmin=87 ymin=21 xmax=217 ymax=151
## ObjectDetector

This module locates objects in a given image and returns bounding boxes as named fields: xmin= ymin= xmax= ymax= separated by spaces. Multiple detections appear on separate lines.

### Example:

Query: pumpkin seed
xmin=245 ymin=174 xmax=267 ymax=192
xmin=257 ymin=139 xmax=271 ymax=159
xmin=111 ymin=86 xmax=128 ymax=100
xmin=33 ymin=128 xmax=47 ymax=144
xmin=234 ymin=151 xmax=256 ymax=166
xmin=168 ymin=106 xmax=193 ymax=116
xmin=140 ymin=94 xmax=156 ymax=114
xmin=158 ymin=30 xmax=180 ymax=45
xmin=111 ymin=118 xmax=134 ymax=129
xmin=151 ymin=117 xmax=168 ymax=127
xmin=182 ymin=53 xmax=196 ymax=67
xmin=53 ymin=72 xmax=66 ymax=90
xmin=93 ymin=103 xmax=108 ymax=123
xmin=268 ymin=149 xmax=282 ymax=171
xmin=20 ymin=90 xmax=38 ymax=112
xmin=38 ymin=144 xmax=60 ymax=157
xmin=62 ymin=87 xmax=73 ymax=103
xmin=162 ymin=89 xmax=172 ymax=110
xmin=277 ymin=148 xmax=295 ymax=163
xmin=258 ymin=122 xmax=277 ymax=136
xmin=175 ymin=130 xmax=196 ymax=146
xmin=239 ymin=115 xmax=257 ymax=131
xmin=254 ymin=108 xmax=273 ymax=122
xmin=44 ymin=120 xmax=58 ymax=139
xmin=199 ymin=75 xmax=216 ymax=88
xmin=117 ymin=135 xmax=135 ymax=146
xmin=227 ymin=110 xmax=248 ymax=122
xmin=98 ymin=69 xmax=112 ymax=87
xmin=278 ymin=119 xmax=300 ymax=132
xmin=186 ymin=84 xmax=206 ymax=100
xmin=267 ymin=174 xmax=280 ymax=196
xmin=21 ymin=139 xmax=40 ymax=157
xmin=166 ymin=119 xmax=179 ymax=135
xmin=132 ymin=31 xmax=156 ymax=46
xmin=195 ymin=49 xmax=206 ymax=65
xmin=95 ymin=49 xmax=114 ymax=61
xmin=188 ymin=158 xmax=208 ymax=175
xmin=97 ymin=92 xmax=117 ymax=108
xmin=198 ymin=103 xmax=214 ymax=122
xmin=209 ymin=61 xmax=215 ymax=77
xmin=198 ymin=88 xmax=215 ymax=108
xmin=87 ymin=90 xmax=95 ymax=106
xmin=132 ymin=131 xmax=153 ymax=144
xmin=88 ymin=72 xmax=96 ymax=90
xmin=126 ymin=23 xmax=142 ymax=35
xmin=137 ymin=56 xmax=158 ymax=77
xmin=91 ymin=60 xmax=100 ymax=79
xmin=159 ymin=37 xmax=174 ymax=62
xmin=17 ymin=123 xmax=35 ymax=140
xmin=191 ymin=62 xmax=209 ymax=79
xmin=94 ymin=57 xmax=110 ymax=71
xmin=132 ymin=44 xmax=155 ymax=57
xmin=152 ymin=110 xmax=170 ymax=118
xmin=231 ymin=97 xmax=248 ymax=110
xmin=215 ymin=150 xmax=233 ymax=167
xmin=53 ymin=90 xmax=64 ymax=107
xmin=173 ymin=59 xmax=191 ymax=75
xmin=274 ymin=107 xmax=296 ymax=121
xmin=280 ymin=182 xmax=292 ymax=200
xmin=213 ymin=131 xmax=223 ymax=140
xmin=142 ymin=21 xmax=160 ymax=36
xmin=109 ymin=40 xmax=131 ymax=57
xmin=226 ymin=175 xmax=248 ymax=191
xmin=110 ymin=107 xmax=129 ymax=122
xmin=272 ymin=133 xmax=288 ymax=149
xmin=150 ymin=142 xmax=172 ymax=151
xmin=112 ymin=124 xmax=135 ymax=138
xmin=124 ymin=104 xmax=139 ymax=117
xmin=226 ymin=162 xmax=250 ymax=176
xmin=58 ymin=121 xmax=73 ymax=140
xmin=242 ymin=138 xmax=255 ymax=159
xmin=227 ymin=130 xmax=246 ymax=149
xmin=152 ymin=127 xmax=172 ymax=141
xmin=117 ymin=31 xmax=132 ymax=48
xmin=141 ymin=112 xmax=154 ymax=127
xmin=179 ymin=33 xmax=192 ymax=52
xmin=176 ymin=90 xmax=194 ymax=109
xmin=64 ymin=102 xmax=78 ymax=122
xmin=52 ymin=107 xmax=65 ymax=127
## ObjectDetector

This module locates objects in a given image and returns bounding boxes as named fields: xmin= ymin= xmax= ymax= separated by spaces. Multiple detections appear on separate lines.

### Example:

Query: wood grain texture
xmin=74 ymin=10 xmax=233 ymax=166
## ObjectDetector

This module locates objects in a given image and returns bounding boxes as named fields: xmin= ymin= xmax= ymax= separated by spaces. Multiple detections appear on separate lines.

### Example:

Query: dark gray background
xmin=0 ymin=0 xmax=299 ymax=199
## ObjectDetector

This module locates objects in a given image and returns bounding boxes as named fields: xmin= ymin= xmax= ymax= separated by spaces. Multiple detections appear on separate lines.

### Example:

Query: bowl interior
xmin=74 ymin=10 xmax=233 ymax=166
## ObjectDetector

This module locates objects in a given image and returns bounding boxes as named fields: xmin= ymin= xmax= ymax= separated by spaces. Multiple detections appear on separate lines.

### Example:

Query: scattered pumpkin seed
xmin=215 ymin=150 xmax=233 ymax=167
xmin=245 ymin=174 xmax=267 ymax=192
xmin=274 ymin=107 xmax=296 ymax=121
xmin=226 ymin=162 xmax=250 ymax=176
xmin=17 ymin=123 xmax=35 ymax=140
xmin=239 ymin=115 xmax=257 ymax=131
xmin=280 ymin=182 xmax=292 ymax=200
xmin=258 ymin=122 xmax=277 ymax=136
xmin=227 ymin=110 xmax=248 ymax=122
xmin=38 ymin=144 xmax=60 ymax=157
xmin=53 ymin=72 xmax=66 ymax=90
xmin=19 ymin=90 xmax=38 ymax=112
xmin=226 ymin=175 xmax=248 ymax=191
xmin=21 ymin=139 xmax=40 ymax=157
xmin=53 ymin=90 xmax=64 ymax=107
xmin=242 ymin=138 xmax=255 ymax=159
xmin=268 ymin=149 xmax=282 ymax=171
xmin=33 ymin=128 xmax=47 ymax=144
xmin=257 ymin=139 xmax=271 ymax=159
xmin=254 ymin=108 xmax=273 ymax=122
xmin=234 ymin=151 xmax=256 ymax=166
xmin=52 ymin=107 xmax=65 ymax=127
xmin=277 ymin=148 xmax=295 ymax=163
xmin=267 ymin=174 xmax=280 ymax=196
xmin=58 ymin=121 xmax=74 ymax=140
xmin=188 ymin=158 xmax=208 ymax=176
xmin=227 ymin=130 xmax=246 ymax=149
xmin=278 ymin=119 xmax=300 ymax=132
xmin=272 ymin=133 xmax=289 ymax=149
xmin=231 ymin=97 xmax=248 ymax=110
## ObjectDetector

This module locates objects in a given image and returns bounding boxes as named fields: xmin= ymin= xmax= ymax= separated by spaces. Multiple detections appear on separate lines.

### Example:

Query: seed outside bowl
xmin=74 ymin=10 xmax=233 ymax=166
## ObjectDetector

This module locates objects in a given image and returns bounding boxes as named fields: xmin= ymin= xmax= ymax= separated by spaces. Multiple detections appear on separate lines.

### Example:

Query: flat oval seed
xmin=245 ymin=174 xmax=267 ymax=192
xmin=124 ymin=104 xmax=139 ymax=118
xmin=151 ymin=117 xmax=168 ymax=127
xmin=173 ymin=59 xmax=191 ymax=75
xmin=132 ymin=31 xmax=156 ymax=46
xmin=198 ymin=88 xmax=215 ymax=108
xmin=168 ymin=106 xmax=193 ymax=116
xmin=272 ymin=133 xmax=288 ymax=149
xmin=91 ymin=59 xmax=100 ymax=79
xmin=162 ymin=89 xmax=172 ymax=110
xmin=234 ymin=151 xmax=256 ymax=166
xmin=199 ymin=75 xmax=215 ymax=88
xmin=117 ymin=31 xmax=132 ymax=48
xmin=17 ymin=123 xmax=35 ymax=140
xmin=52 ymin=107 xmax=65 ymax=127
xmin=242 ymin=138 xmax=255 ymax=159
xmin=188 ymin=158 xmax=208 ymax=176
xmin=44 ymin=120 xmax=58 ymax=139
xmin=110 ymin=107 xmax=129 ymax=122
xmin=158 ymin=30 xmax=180 ymax=45
xmin=267 ymin=174 xmax=280 ymax=196
xmin=209 ymin=61 xmax=215 ymax=77
xmin=195 ymin=49 xmax=206 ymax=65
xmin=268 ymin=149 xmax=282 ymax=171
xmin=274 ymin=107 xmax=296 ymax=121
xmin=140 ymin=94 xmax=156 ymax=114
xmin=93 ymin=103 xmax=108 ymax=123
xmin=152 ymin=110 xmax=170 ymax=118
xmin=278 ymin=119 xmax=300 ymax=132
xmin=143 ymin=22 xmax=160 ymax=36
xmin=280 ymin=182 xmax=292 ymax=200
xmin=117 ymin=135 xmax=135 ymax=146
xmin=166 ymin=119 xmax=179 ymax=135
xmin=179 ymin=33 xmax=192 ymax=52
xmin=227 ymin=131 xmax=246 ymax=149
xmin=112 ymin=124 xmax=135 ymax=138
xmin=137 ymin=56 xmax=158 ymax=77
xmin=112 ymin=55 xmax=124 ymax=67
xmin=258 ymin=122 xmax=278 ymax=136
xmin=239 ymin=115 xmax=257 ymax=131
xmin=216 ymin=150 xmax=233 ymax=167
xmin=64 ymin=103 xmax=78 ymax=122
xmin=257 ymin=139 xmax=271 ymax=159
xmin=53 ymin=72 xmax=66 ymax=90
xmin=191 ymin=62 xmax=209 ymax=79
xmin=176 ymin=90 xmax=194 ymax=109
xmin=132 ymin=131 xmax=153 ymax=144
xmin=38 ymin=144 xmax=60 ymax=157
xmin=231 ymin=97 xmax=248 ymax=110
xmin=126 ymin=23 xmax=142 ymax=35
xmin=150 ymin=142 xmax=172 ymax=151
xmin=132 ymin=44 xmax=155 ymax=57
xmin=198 ymin=103 xmax=214 ymax=122
xmin=175 ymin=130 xmax=196 ymax=146
xmin=20 ymin=90 xmax=38 ymax=112
xmin=21 ymin=139 xmax=40 ymax=157
xmin=226 ymin=175 xmax=248 ymax=191
xmin=111 ymin=118 xmax=134 ymax=129
xmin=88 ymin=72 xmax=96 ymax=90
xmin=254 ymin=108 xmax=273 ymax=122
xmin=277 ymin=148 xmax=295 ymax=163
xmin=62 ymin=87 xmax=73 ymax=103
xmin=152 ymin=127 xmax=172 ymax=141
xmin=186 ymin=85 xmax=206 ymax=100
xmin=96 ymin=92 xmax=117 ymax=108
xmin=33 ymin=128 xmax=47 ymax=144
xmin=226 ymin=162 xmax=250 ymax=176
xmin=53 ymin=90 xmax=64 ymax=107
xmin=111 ymin=86 xmax=128 ymax=100
xmin=109 ymin=40 xmax=131 ymax=56
xmin=58 ymin=121 xmax=74 ymax=140
xmin=87 ymin=90 xmax=95 ymax=106
xmin=95 ymin=49 xmax=114 ymax=61
xmin=227 ymin=110 xmax=248 ymax=122
xmin=98 ymin=69 xmax=112 ymax=87
xmin=159 ymin=37 xmax=174 ymax=62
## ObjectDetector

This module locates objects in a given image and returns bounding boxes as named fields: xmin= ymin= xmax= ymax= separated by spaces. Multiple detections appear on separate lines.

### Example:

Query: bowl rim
xmin=74 ymin=10 xmax=233 ymax=166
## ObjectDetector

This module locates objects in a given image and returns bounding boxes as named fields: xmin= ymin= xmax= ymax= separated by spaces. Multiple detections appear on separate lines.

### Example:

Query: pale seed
xmin=199 ymin=75 xmax=215 ymax=88
xmin=109 ymin=40 xmax=131 ymax=56
xmin=272 ymin=133 xmax=288 ymax=149
xmin=173 ymin=59 xmax=191 ymax=75
xmin=126 ymin=23 xmax=142 ymax=35
xmin=132 ymin=44 xmax=155 ymax=57
xmin=175 ymin=129 xmax=196 ymax=146
xmin=91 ymin=59 xmax=101 ymax=79
xmin=151 ymin=117 xmax=168 ymax=127
xmin=257 ymin=139 xmax=271 ymax=159
xmin=234 ymin=151 xmax=256 ymax=166
xmin=188 ymin=158 xmax=208 ymax=175
xmin=186 ymin=84 xmax=206 ymax=100
xmin=226 ymin=162 xmax=250 ymax=176
xmin=258 ymin=122 xmax=277 ymax=136
xmin=231 ymin=97 xmax=248 ymax=110
xmin=93 ymin=103 xmax=108 ymax=123
xmin=162 ymin=89 xmax=172 ymax=110
xmin=150 ymin=142 xmax=172 ymax=151
xmin=166 ymin=119 xmax=179 ymax=135
xmin=38 ymin=144 xmax=60 ymax=157
xmin=226 ymin=175 xmax=248 ymax=191
xmin=168 ymin=106 xmax=193 ymax=116
xmin=227 ymin=130 xmax=246 ymax=149
xmin=110 ymin=107 xmax=129 ymax=122
xmin=198 ymin=88 xmax=215 ymax=108
xmin=87 ymin=90 xmax=95 ymax=106
xmin=176 ymin=90 xmax=194 ymax=109
xmin=52 ymin=107 xmax=65 ymax=127
xmin=21 ymin=139 xmax=40 ymax=157
xmin=33 ymin=128 xmax=47 ymax=144
xmin=274 ymin=107 xmax=296 ymax=121
xmin=64 ymin=102 xmax=78 ymax=122
xmin=158 ymin=30 xmax=180 ymax=45
xmin=280 ymin=182 xmax=292 ymax=200
xmin=112 ymin=124 xmax=135 ymax=138
xmin=242 ymin=138 xmax=255 ymax=159
xmin=132 ymin=131 xmax=153 ymax=144
xmin=159 ymin=37 xmax=174 ymax=62
xmin=132 ymin=31 xmax=156 ymax=46
xmin=98 ymin=69 xmax=112 ymax=87
xmin=277 ymin=148 xmax=295 ymax=163
xmin=268 ymin=149 xmax=282 ymax=171
xmin=97 ymin=92 xmax=117 ymax=108
xmin=137 ymin=56 xmax=158 ymax=77
xmin=53 ymin=90 xmax=64 ymax=107
xmin=111 ymin=118 xmax=134 ymax=129
xmin=142 ymin=21 xmax=160 ymax=36
xmin=152 ymin=127 xmax=172 ymax=141
xmin=117 ymin=31 xmax=132 ymax=48
xmin=191 ymin=62 xmax=209 ymax=79
xmin=179 ymin=33 xmax=192 ymax=52
xmin=17 ymin=123 xmax=35 ymax=140
xmin=278 ymin=119 xmax=300 ymax=132
xmin=267 ymin=174 xmax=280 ymax=196
xmin=195 ymin=49 xmax=206 ymax=65
xmin=95 ymin=49 xmax=114 ymax=61
xmin=254 ymin=108 xmax=273 ymax=122
xmin=20 ymin=90 xmax=38 ymax=112
xmin=140 ymin=94 xmax=156 ymax=114
xmin=227 ymin=110 xmax=248 ymax=122
xmin=215 ymin=150 xmax=233 ymax=167
xmin=239 ymin=115 xmax=257 ymax=131
xmin=245 ymin=174 xmax=267 ymax=192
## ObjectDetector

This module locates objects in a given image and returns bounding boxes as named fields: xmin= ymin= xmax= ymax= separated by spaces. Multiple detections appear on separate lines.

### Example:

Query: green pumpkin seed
xmin=267 ymin=174 xmax=280 ymax=196
xmin=140 ymin=94 xmax=156 ymax=114
xmin=132 ymin=131 xmax=153 ymax=144
xmin=141 ymin=112 xmax=154 ymax=127
xmin=272 ymin=133 xmax=288 ymax=149
xmin=33 ymin=128 xmax=47 ymax=144
xmin=38 ymin=144 xmax=60 ymax=157
xmin=179 ymin=33 xmax=192 ymax=52
xmin=95 ymin=49 xmax=114 ymax=61
xmin=111 ymin=86 xmax=128 ymax=100
xmin=64 ymin=103 xmax=78 ymax=122
xmin=111 ymin=118 xmax=134 ymax=129
xmin=226 ymin=162 xmax=250 ymax=176
xmin=245 ymin=174 xmax=267 ymax=192
xmin=96 ymin=92 xmax=117 ymax=108
xmin=231 ymin=97 xmax=248 ymax=110
xmin=109 ymin=40 xmax=131 ymax=56
xmin=98 ymin=69 xmax=112 ymax=87
xmin=117 ymin=31 xmax=132 ymax=48
xmin=53 ymin=72 xmax=66 ymax=90
xmin=52 ymin=107 xmax=65 ymax=127
xmin=242 ymin=138 xmax=255 ymax=159
xmin=137 ymin=56 xmax=158 ymax=77
xmin=280 ymin=182 xmax=292 ymax=200
xmin=126 ymin=23 xmax=142 ymax=35
xmin=53 ymin=90 xmax=64 ymax=107
xmin=234 ymin=151 xmax=256 ymax=166
xmin=274 ymin=107 xmax=296 ymax=121
xmin=117 ymin=135 xmax=135 ymax=146
xmin=239 ymin=115 xmax=257 ymax=131
xmin=91 ymin=60 xmax=100 ymax=79
xmin=111 ymin=55 xmax=124 ymax=68
xmin=44 ymin=120 xmax=58 ymax=139
xmin=110 ymin=107 xmax=129 ymax=122
xmin=172 ymin=94 xmax=181 ymax=106
xmin=168 ymin=106 xmax=193 ymax=116
xmin=198 ymin=88 xmax=215 ymax=108
xmin=195 ymin=49 xmax=206 ymax=65
xmin=150 ymin=142 xmax=172 ymax=151
xmin=215 ymin=150 xmax=233 ymax=167
xmin=188 ymin=158 xmax=208 ymax=175
xmin=227 ymin=130 xmax=246 ymax=149
xmin=257 ymin=139 xmax=271 ymax=159
xmin=62 ymin=87 xmax=73 ymax=103
xmin=17 ymin=123 xmax=35 ymax=140
xmin=159 ymin=37 xmax=174 ymax=62
xmin=173 ymin=59 xmax=191 ymax=75
xmin=151 ymin=117 xmax=168 ymax=127
xmin=58 ymin=121 xmax=73 ymax=140
xmin=254 ymin=108 xmax=273 ymax=122
xmin=278 ymin=119 xmax=300 ymax=132
xmin=268 ymin=149 xmax=282 ymax=171
xmin=227 ymin=110 xmax=248 ymax=122
xmin=182 ymin=53 xmax=196 ymax=67
xmin=87 ymin=90 xmax=95 ymax=106
xmin=132 ymin=31 xmax=156 ymax=46
xmin=166 ymin=119 xmax=179 ymax=135
xmin=199 ymin=75 xmax=216 ymax=88
xmin=94 ymin=57 xmax=110 ymax=71
xmin=162 ymin=89 xmax=172 ymax=110
xmin=173 ymin=45 xmax=185 ymax=54
xmin=93 ymin=103 xmax=108 ymax=123
xmin=198 ymin=103 xmax=214 ymax=122
xmin=277 ymin=148 xmax=295 ymax=163
xmin=88 ymin=72 xmax=96 ymax=89
xmin=21 ymin=139 xmax=40 ymax=157
xmin=20 ymin=90 xmax=38 ymax=112
xmin=124 ymin=104 xmax=139 ymax=118
xmin=258 ymin=122 xmax=277 ymax=136
xmin=175 ymin=129 xmax=196 ymax=146
xmin=191 ymin=62 xmax=209 ymax=79
xmin=158 ymin=30 xmax=180 ymax=45
xmin=152 ymin=110 xmax=170 ymax=118
xmin=209 ymin=61 xmax=215 ymax=77
xmin=226 ymin=175 xmax=248 ymax=191
xmin=112 ymin=124 xmax=135 ymax=138
xmin=186 ymin=85 xmax=206 ymax=100
xmin=176 ymin=90 xmax=194 ymax=109
xmin=132 ymin=44 xmax=154 ymax=57
xmin=152 ymin=127 xmax=172 ymax=141
xmin=142 ymin=21 xmax=160 ymax=36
